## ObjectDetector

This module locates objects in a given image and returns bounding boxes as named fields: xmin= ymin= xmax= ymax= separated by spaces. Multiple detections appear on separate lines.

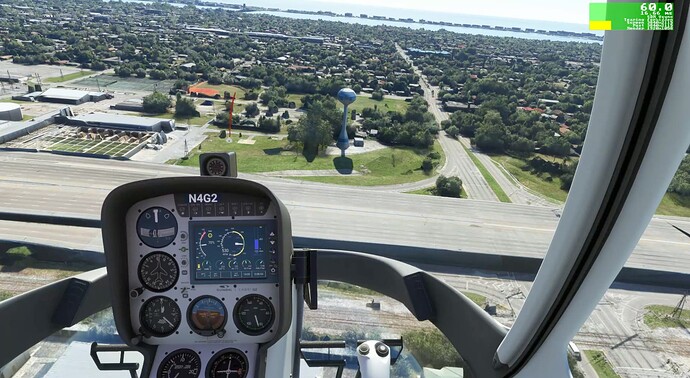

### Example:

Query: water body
xmin=116 ymin=0 xmax=602 ymax=43
xmin=254 ymin=11 xmax=601 ymax=43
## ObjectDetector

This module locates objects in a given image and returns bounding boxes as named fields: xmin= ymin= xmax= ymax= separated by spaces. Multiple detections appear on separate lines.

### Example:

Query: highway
xmin=0 ymin=152 xmax=689 ymax=276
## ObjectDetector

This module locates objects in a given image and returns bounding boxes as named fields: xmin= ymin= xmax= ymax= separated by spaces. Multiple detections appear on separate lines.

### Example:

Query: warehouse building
xmin=37 ymin=88 xmax=110 ymax=105
xmin=65 ymin=113 xmax=175 ymax=132
xmin=0 ymin=103 xmax=23 ymax=121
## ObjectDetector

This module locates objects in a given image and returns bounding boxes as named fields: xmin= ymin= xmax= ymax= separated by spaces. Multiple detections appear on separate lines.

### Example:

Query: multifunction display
xmin=190 ymin=221 xmax=278 ymax=283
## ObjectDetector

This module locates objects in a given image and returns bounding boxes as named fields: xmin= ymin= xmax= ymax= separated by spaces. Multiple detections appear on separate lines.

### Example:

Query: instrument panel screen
xmin=190 ymin=221 xmax=278 ymax=283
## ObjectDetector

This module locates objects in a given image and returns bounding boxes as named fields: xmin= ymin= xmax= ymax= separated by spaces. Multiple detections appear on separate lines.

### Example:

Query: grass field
xmin=643 ymin=305 xmax=690 ymax=329
xmin=172 ymin=134 xmax=443 ymax=186
xmin=286 ymin=94 xmax=303 ymax=108
xmin=584 ymin=350 xmax=620 ymax=378
xmin=195 ymin=83 xmax=247 ymax=99
xmin=491 ymin=154 xmax=690 ymax=215
xmin=346 ymin=96 xmax=409 ymax=114
xmin=491 ymin=154 xmax=569 ymax=203
xmin=1 ymin=246 xmax=100 ymax=280
xmin=463 ymin=146 xmax=511 ymax=203
xmin=281 ymin=94 xmax=407 ymax=114
xmin=462 ymin=292 xmax=487 ymax=307
xmin=298 ymin=142 xmax=444 ymax=186
xmin=133 ymin=108 xmax=214 ymax=127
xmin=44 ymin=70 xmax=93 ymax=83
xmin=22 ymin=114 xmax=34 ymax=121
xmin=656 ymin=193 xmax=690 ymax=217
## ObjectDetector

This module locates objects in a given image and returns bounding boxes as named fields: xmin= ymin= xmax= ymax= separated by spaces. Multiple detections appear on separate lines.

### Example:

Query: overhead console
xmin=101 ymin=177 xmax=293 ymax=378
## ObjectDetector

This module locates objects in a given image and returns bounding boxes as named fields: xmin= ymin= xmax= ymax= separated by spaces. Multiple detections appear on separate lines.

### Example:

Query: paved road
xmin=0 ymin=152 xmax=689 ymax=276
xmin=395 ymin=44 xmax=554 ymax=206
xmin=395 ymin=44 xmax=497 ymax=201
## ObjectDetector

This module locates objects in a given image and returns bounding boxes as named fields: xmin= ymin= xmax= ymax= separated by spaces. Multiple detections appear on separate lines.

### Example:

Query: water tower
xmin=336 ymin=88 xmax=357 ymax=157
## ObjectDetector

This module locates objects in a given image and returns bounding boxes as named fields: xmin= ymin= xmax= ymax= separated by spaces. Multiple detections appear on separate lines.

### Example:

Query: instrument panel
xmin=102 ymin=178 xmax=292 ymax=378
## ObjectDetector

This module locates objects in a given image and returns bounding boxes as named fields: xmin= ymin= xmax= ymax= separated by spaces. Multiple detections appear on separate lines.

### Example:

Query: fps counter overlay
xmin=190 ymin=221 xmax=279 ymax=283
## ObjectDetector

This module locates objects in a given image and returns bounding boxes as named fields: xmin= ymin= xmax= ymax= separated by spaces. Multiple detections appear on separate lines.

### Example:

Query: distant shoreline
xmin=152 ymin=0 xmax=603 ymax=42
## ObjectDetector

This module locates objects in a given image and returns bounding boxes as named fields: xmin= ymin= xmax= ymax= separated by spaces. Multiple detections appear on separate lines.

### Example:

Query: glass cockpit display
xmin=190 ymin=221 xmax=277 ymax=282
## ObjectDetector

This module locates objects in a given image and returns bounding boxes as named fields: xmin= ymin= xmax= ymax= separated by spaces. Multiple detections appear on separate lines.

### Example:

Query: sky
xmin=272 ymin=0 xmax=592 ymax=25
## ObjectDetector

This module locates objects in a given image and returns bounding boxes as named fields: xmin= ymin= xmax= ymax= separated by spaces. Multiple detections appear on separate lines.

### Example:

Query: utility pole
xmin=671 ymin=293 xmax=687 ymax=319
xmin=60 ymin=69 xmax=64 ymax=81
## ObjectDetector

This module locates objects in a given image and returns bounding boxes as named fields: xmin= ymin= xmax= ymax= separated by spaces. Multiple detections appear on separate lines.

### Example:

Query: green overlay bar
xmin=589 ymin=2 xmax=674 ymax=30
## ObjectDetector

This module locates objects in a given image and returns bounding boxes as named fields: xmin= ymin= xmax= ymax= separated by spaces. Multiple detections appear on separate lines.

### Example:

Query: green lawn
xmin=298 ymin=142 xmax=444 ymax=186
xmin=195 ymin=83 xmax=247 ymax=99
xmin=44 ymin=70 xmax=93 ymax=83
xmin=463 ymin=146 xmax=511 ymax=203
xmin=491 ymin=155 xmax=568 ymax=203
xmin=656 ymin=193 xmax=690 ymax=217
xmin=171 ymin=135 xmax=443 ymax=186
xmin=131 ymin=110 xmax=211 ymax=126
xmin=286 ymin=94 xmax=304 ymax=108
xmin=347 ymin=96 xmax=409 ymax=114
xmin=461 ymin=292 xmax=487 ymax=307
xmin=491 ymin=154 xmax=690 ymax=215
xmin=643 ymin=305 xmax=690 ymax=329
xmin=584 ymin=350 xmax=620 ymax=378
xmin=22 ymin=114 xmax=34 ymax=121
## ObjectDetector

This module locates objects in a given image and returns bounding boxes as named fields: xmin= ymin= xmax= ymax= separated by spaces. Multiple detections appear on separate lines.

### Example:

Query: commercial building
xmin=66 ymin=113 xmax=174 ymax=132
xmin=0 ymin=103 xmax=22 ymax=121
xmin=38 ymin=88 xmax=109 ymax=105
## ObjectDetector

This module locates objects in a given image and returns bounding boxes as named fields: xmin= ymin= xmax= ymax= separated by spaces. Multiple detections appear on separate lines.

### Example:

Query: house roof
xmin=40 ymin=88 xmax=91 ymax=101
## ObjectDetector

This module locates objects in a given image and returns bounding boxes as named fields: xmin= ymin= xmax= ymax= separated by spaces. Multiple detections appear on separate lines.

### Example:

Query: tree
xmin=135 ymin=68 xmax=146 ymax=78
xmin=403 ymin=328 xmax=463 ymax=369
xmin=282 ymin=110 xmax=290 ymax=119
xmin=422 ymin=157 xmax=434 ymax=172
xmin=474 ymin=111 xmax=508 ymax=153
xmin=287 ymin=101 xmax=335 ymax=155
xmin=446 ymin=126 xmax=460 ymax=138
xmin=371 ymin=90 xmax=384 ymax=101
xmin=435 ymin=175 xmax=463 ymax=198
xmin=175 ymin=97 xmax=199 ymax=118
xmin=245 ymin=103 xmax=260 ymax=117
xmin=143 ymin=92 xmax=172 ymax=114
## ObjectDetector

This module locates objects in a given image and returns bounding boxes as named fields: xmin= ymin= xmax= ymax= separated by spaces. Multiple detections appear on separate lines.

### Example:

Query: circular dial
xmin=138 ymin=252 xmax=178 ymax=292
xmin=188 ymin=296 xmax=227 ymax=335
xmin=233 ymin=294 xmax=275 ymax=336
xmin=206 ymin=157 xmax=228 ymax=176
xmin=140 ymin=296 xmax=181 ymax=337
xmin=157 ymin=349 xmax=201 ymax=378
xmin=137 ymin=207 xmax=178 ymax=248
xmin=221 ymin=231 xmax=245 ymax=256
xmin=207 ymin=349 xmax=248 ymax=378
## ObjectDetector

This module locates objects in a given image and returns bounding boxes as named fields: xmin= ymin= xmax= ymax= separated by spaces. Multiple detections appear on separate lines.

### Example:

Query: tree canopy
xmin=142 ymin=91 xmax=172 ymax=114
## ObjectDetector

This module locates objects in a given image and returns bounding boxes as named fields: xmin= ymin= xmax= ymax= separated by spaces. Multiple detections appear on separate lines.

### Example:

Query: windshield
xmin=1 ymin=0 xmax=688 ymax=377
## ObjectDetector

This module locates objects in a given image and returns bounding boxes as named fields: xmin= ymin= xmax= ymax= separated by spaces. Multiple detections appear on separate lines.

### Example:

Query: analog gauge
xmin=228 ymin=259 xmax=238 ymax=270
xmin=140 ymin=296 xmax=181 ymax=337
xmin=221 ymin=231 xmax=245 ymax=256
xmin=157 ymin=349 xmax=201 ymax=378
xmin=206 ymin=157 xmax=228 ymax=176
xmin=188 ymin=296 xmax=227 ymax=336
xmin=233 ymin=294 xmax=274 ymax=336
xmin=137 ymin=207 xmax=177 ymax=248
xmin=138 ymin=252 xmax=178 ymax=292
xmin=198 ymin=228 xmax=220 ymax=258
xmin=206 ymin=349 xmax=248 ymax=378
xmin=241 ymin=260 xmax=251 ymax=270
